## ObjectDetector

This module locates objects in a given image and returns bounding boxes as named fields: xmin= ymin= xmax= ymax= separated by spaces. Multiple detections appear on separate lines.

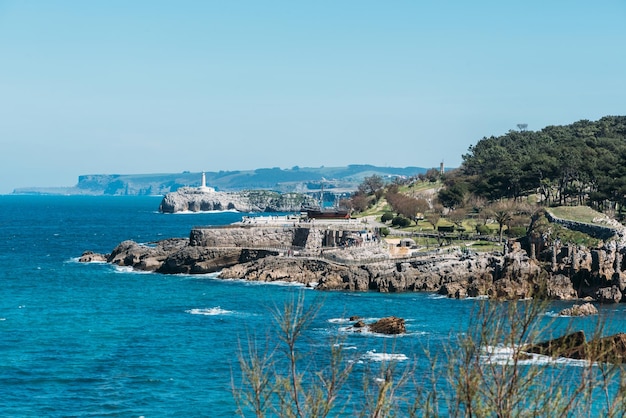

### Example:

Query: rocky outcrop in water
xmin=369 ymin=317 xmax=406 ymax=335
xmin=523 ymin=331 xmax=626 ymax=364
xmin=348 ymin=316 xmax=406 ymax=335
xmin=559 ymin=302 xmax=598 ymax=317
xmin=159 ymin=188 xmax=315 ymax=213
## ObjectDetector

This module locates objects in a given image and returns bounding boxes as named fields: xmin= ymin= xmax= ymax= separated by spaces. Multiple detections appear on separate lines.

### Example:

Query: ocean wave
xmin=361 ymin=350 xmax=409 ymax=362
xmin=333 ymin=343 xmax=358 ymax=350
xmin=328 ymin=317 xmax=352 ymax=324
xmin=179 ymin=272 xmax=222 ymax=280
xmin=337 ymin=325 xmax=425 ymax=338
xmin=242 ymin=279 xmax=314 ymax=289
xmin=186 ymin=307 xmax=233 ymax=316
xmin=465 ymin=295 xmax=489 ymax=300
xmin=481 ymin=345 xmax=592 ymax=367
xmin=67 ymin=256 xmax=107 ymax=264
xmin=168 ymin=209 xmax=239 ymax=215
xmin=113 ymin=266 xmax=153 ymax=274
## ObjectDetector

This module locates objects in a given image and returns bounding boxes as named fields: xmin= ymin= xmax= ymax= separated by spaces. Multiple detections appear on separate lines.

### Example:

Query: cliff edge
xmin=159 ymin=188 xmax=316 ymax=213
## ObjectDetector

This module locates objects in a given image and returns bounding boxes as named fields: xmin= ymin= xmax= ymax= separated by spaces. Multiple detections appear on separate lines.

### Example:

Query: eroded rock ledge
xmin=159 ymin=188 xmax=315 ymax=213
xmin=524 ymin=331 xmax=626 ymax=364
xmin=80 ymin=216 xmax=626 ymax=302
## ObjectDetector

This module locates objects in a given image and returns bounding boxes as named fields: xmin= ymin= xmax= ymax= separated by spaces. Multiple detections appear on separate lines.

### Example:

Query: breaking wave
xmin=186 ymin=307 xmax=234 ymax=316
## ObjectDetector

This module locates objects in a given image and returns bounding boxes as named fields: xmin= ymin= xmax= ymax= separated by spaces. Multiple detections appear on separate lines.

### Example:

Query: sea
xmin=2 ymin=195 xmax=626 ymax=417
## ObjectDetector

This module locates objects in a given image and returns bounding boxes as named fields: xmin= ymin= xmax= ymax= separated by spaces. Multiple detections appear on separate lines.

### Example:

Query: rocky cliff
xmin=78 ymin=223 xmax=579 ymax=301
xmin=527 ymin=209 xmax=626 ymax=303
xmin=159 ymin=188 xmax=316 ymax=213
xmin=79 ymin=211 xmax=626 ymax=303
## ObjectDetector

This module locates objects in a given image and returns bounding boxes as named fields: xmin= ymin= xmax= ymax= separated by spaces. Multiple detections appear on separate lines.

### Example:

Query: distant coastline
xmin=11 ymin=165 xmax=430 ymax=196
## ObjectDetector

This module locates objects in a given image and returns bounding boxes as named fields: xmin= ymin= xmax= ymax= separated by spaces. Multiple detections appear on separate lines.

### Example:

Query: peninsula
xmin=80 ymin=209 xmax=626 ymax=303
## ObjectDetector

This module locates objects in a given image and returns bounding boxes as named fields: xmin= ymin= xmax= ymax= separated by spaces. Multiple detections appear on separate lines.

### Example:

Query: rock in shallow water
xmin=559 ymin=302 xmax=598 ymax=317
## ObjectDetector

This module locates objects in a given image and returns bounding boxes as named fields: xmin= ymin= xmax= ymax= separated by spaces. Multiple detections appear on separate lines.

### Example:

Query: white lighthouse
xmin=199 ymin=172 xmax=215 ymax=193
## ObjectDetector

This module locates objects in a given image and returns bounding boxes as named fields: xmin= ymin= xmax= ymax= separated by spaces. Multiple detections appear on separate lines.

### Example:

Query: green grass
xmin=547 ymin=206 xmax=609 ymax=225
xmin=398 ymin=180 xmax=442 ymax=193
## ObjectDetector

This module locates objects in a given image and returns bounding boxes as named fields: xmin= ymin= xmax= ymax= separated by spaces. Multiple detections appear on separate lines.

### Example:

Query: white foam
xmin=332 ymin=342 xmax=358 ymax=350
xmin=328 ymin=318 xmax=351 ymax=324
xmin=186 ymin=307 xmax=233 ymax=316
xmin=113 ymin=266 xmax=152 ymax=274
xmin=481 ymin=345 xmax=593 ymax=367
xmin=179 ymin=272 xmax=221 ymax=279
xmin=68 ymin=256 xmax=107 ymax=264
xmin=0 ymin=318 xmax=6 ymax=321
xmin=170 ymin=209 xmax=239 ymax=215
xmin=361 ymin=350 xmax=408 ymax=362
xmin=337 ymin=325 xmax=418 ymax=338
xmin=242 ymin=279 xmax=311 ymax=288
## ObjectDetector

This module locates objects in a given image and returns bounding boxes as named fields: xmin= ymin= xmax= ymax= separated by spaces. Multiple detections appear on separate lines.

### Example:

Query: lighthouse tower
xmin=199 ymin=172 xmax=215 ymax=193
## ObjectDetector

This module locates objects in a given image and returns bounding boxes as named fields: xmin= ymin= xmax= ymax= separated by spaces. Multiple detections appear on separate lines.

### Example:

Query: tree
xmin=491 ymin=204 xmax=513 ymax=243
xmin=424 ymin=168 xmax=441 ymax=182
xmin=380 ymin=212 xmax=394 ymax=223
xmin=358 ymin=175 xmax=384 ymax=196
xmin=447 ymin=208 xmax=467 ymax=228
xmin=347 ymin=193 xmax=369 ymax=212
xmin=438 ymin=184 xmax=467 ymax=209
xmin=425 ymin=212 xmax=440 ymax=230
xmin=386 ymin=191 xmax=426 ymax=221
xmin=458 ymin=116 xmax=626 ymax=209
xmin=391 ymin=216 xmax=411 ymax=227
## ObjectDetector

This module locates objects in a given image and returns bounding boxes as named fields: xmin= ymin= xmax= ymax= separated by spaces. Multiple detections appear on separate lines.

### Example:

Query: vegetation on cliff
xmin=450 ymin=116 xmax=626 ymax=212
xmin=343 ymin=116 xmax=626 ymax=247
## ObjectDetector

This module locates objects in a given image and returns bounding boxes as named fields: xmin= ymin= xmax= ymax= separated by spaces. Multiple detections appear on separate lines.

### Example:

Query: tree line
xmin=452 ymin=116 xmax=626 ymax=213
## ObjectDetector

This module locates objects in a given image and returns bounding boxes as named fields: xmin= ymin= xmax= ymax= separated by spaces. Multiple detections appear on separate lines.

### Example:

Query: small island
xmin=158 ymin=172 xmax=317 ymax=213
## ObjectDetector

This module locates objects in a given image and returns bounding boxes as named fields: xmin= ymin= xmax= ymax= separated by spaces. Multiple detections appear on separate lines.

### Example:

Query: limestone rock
xmin=595 ymin=286 xmax=623 ymax=304
xmin=523 ymin=331 xmax=587 ymax=359
xmin=524 ymin=331 xmax=626 ymax=364
xmin=353 ymin=320 xmax=366 ymax=328
xmin=107 ymin=239 xmax=189 ymax=272
xmin=368 ymin=316 xmax=406 ymax=335
xmin=78 ymin=251 xmax=108 ymax=263
xmin=159 ymin=188 xmax=314 ymax=213
xmin=559 ymin=302 xmax=598 ymax=317
xmin=546 ymin=274 xmax=578 ymax=300
xmin=586 ymin=333 xmax=626 ymax=363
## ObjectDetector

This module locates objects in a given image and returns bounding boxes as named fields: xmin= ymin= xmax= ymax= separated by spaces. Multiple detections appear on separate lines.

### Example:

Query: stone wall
xmin=545 ymin=211 xmax=619 ymax=241
xmin=189 ymin=226 xmax=297 ymax=248
xmin=189 ymin=225 xmax=369 ymax=250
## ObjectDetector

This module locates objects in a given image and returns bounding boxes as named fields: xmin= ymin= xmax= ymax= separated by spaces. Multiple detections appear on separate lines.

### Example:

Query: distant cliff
xmin=12 ymin=165 xmax=428 ymax=195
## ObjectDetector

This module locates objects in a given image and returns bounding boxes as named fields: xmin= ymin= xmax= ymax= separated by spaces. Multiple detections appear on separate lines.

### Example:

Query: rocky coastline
xmin=80 ymin=212 xmax=626 ymax=304
xmin=158 ymin=187 xmax=316 ymax=213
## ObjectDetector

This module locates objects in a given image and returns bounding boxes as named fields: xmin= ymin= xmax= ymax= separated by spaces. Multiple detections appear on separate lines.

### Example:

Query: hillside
xmin=12 ymin=165 xmax=429 ymax=196
xmin=455 ymin=115 xmax=626 ymax=210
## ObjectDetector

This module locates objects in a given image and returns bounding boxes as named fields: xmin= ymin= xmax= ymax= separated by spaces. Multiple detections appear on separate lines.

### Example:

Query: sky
xmin=1 ymin=1 xmax=625 ymax=193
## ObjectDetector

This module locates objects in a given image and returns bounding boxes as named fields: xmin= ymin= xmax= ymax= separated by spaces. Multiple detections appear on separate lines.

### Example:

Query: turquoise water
xmin=2 ymin=195 xmax=626 ymax=416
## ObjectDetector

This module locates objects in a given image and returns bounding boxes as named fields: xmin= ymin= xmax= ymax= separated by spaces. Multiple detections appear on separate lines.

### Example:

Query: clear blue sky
xmin=1 ymin=1 xmax=625 ymax=193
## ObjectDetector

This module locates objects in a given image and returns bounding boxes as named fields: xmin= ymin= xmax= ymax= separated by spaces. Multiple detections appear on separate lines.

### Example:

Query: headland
xmin=80 ymin=210 xmax=626 ymax=303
